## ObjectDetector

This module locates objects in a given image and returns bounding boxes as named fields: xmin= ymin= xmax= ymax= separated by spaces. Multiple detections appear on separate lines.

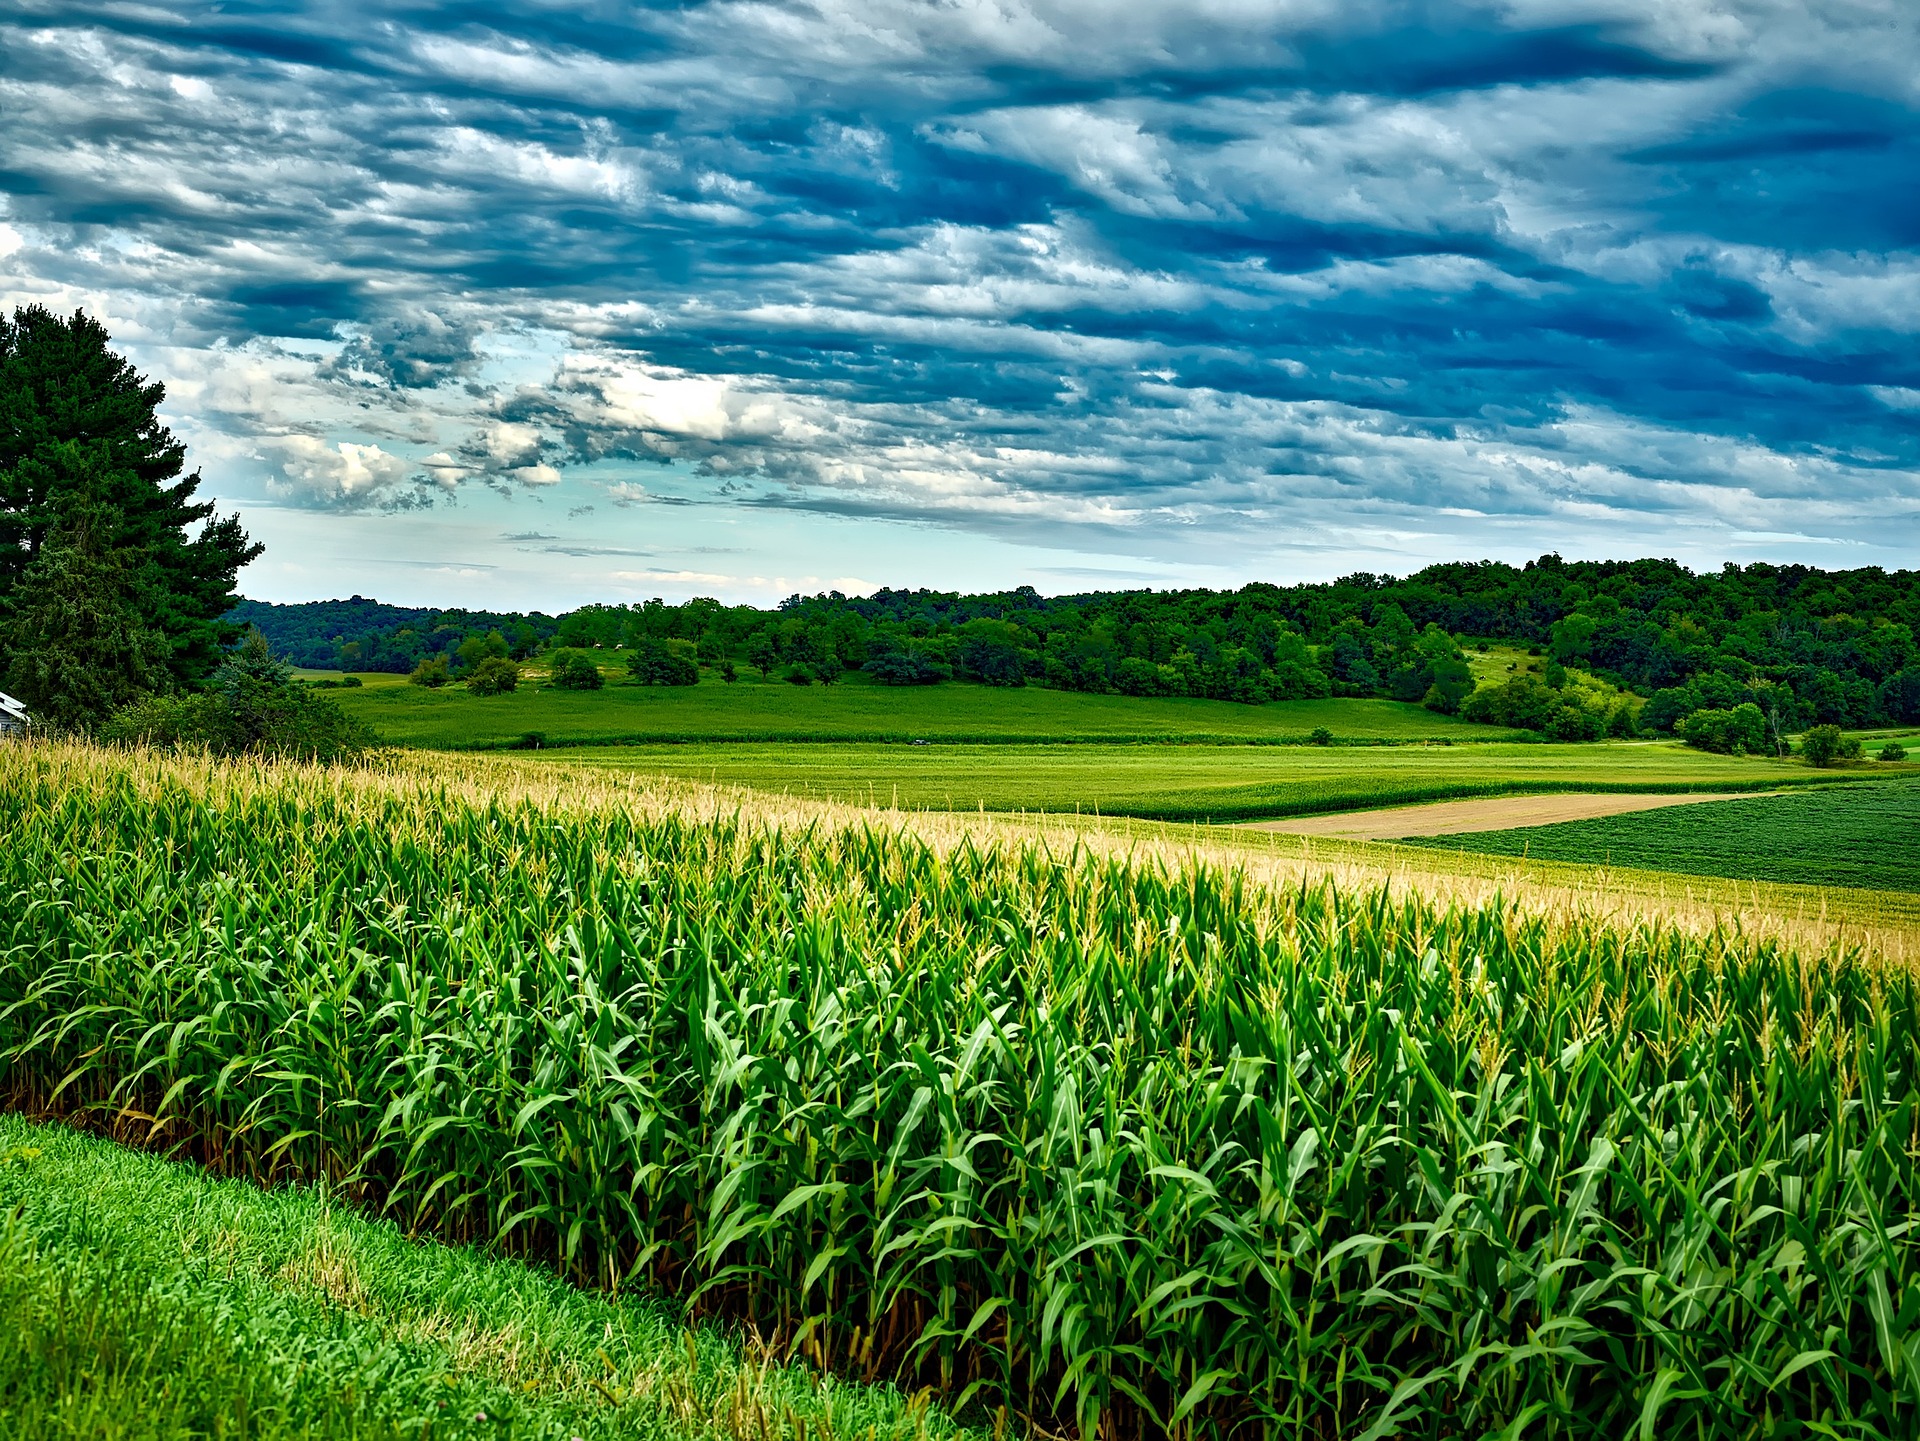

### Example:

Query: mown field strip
xmin=3 ymin=742 xmax=1917 ymax=1439
xmin=1238 ymin=790 xmax=1771 ymax=839
xmin=532 ymin=738 xmax=1864 ymax=822
xmin=0 ymin=1116 xmax=964 ymax=1441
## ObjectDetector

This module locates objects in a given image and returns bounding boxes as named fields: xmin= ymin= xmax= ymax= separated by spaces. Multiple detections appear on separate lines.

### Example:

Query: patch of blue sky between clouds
xmin=0 ymin=0 xmax=1915 ymax=606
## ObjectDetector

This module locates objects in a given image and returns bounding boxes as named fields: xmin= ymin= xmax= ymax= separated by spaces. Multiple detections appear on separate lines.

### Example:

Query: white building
xmin=0 ymin=691 xmax=29 ymax=737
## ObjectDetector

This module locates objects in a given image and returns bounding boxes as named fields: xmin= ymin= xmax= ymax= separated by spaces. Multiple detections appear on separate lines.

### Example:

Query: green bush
xmin=408 ymin=655 xmax=451 ymax=688
xmin=545 ymin=649 xmax=604 ymax=691
xmin=1801 ymin=723 xmax=1843 ymax=766
xmin=100 ymin=686 xmax=372 ymax=762
xmin=784 ymin=664 xmax=816 ymax=686
xmin=465 ymin=657 xmax=519 ymax=695
xmin=1881 ymin=740 xmax=1908 ymax=762
xmin=1308 ymin=725 xmax=1333 ymax=745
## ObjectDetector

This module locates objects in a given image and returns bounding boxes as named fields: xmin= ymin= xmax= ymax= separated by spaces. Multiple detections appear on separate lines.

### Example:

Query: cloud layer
xmin=2 ymin=0 xmax=1916 ymax=600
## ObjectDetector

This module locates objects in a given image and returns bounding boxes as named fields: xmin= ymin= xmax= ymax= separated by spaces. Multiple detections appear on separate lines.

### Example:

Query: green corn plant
xmin=0 ymin=743 xmax=1915 ymax=1439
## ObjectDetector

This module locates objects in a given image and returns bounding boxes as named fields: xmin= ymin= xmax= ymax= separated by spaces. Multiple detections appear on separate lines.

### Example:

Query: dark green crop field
xmin=1407 ymin=779 xmax=1920 ymax=891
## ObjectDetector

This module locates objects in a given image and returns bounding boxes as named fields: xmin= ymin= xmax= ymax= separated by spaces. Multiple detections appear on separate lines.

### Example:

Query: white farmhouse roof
xmin=0 ymin=691 xmax=28 ymax=728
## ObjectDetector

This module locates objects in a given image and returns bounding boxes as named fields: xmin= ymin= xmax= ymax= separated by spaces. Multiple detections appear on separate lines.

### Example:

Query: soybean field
xmin=2 ymin=743 xmax=1915 ymax=1439
xmin=1407 ymin=778 xmax=1920 ymax=891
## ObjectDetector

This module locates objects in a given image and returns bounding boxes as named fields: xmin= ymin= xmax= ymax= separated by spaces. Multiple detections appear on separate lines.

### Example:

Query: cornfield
xmin=2 ymin=744 xmax=1915 ymax=1439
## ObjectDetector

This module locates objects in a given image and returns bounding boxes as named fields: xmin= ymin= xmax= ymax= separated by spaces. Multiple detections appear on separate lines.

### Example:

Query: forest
xmin=232 ymin=555 xmax=1920 ymax=739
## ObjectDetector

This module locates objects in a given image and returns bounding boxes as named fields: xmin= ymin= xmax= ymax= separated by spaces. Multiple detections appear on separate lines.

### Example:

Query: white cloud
xmin=266 ymin=437 xmax=414 ymax=509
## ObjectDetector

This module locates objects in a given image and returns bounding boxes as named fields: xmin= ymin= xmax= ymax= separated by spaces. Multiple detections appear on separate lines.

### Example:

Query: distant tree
xmin=628 ymin=636 xmax=698 ymax=686
xmin=455 ymin=629 xmax=510 ymax=672
xmin=1800 ymin=724 xmax=1843 ymax=767
xmin=1422 ymin=656 xmax=1474 ymax=714
xmin=546 ymin=649 xmax=604 ymax=690
xmin=466 ymin=656 xmax=519 ymax=695
xmin=408 ymin=655 xmax=451 ymax=688
xmin=1881 ymin=740 xmax=1907 ymax=762
xmin=720 ymin=658 xmax=738 ymax=684
xmin=747 ymin=632 xmax=778 ymax=679
xmin=1308 ymin=726 xmax=1333 ymax=746
xmin=785 ymin=663 xmax=815 ymax=686
xmin=867 ymin=647 xmax=949 ymax=686
xmin=1680 ymin=704 xmax=1766 ymax=756
xmin=0 ymin=306 xmax=259 ymax=690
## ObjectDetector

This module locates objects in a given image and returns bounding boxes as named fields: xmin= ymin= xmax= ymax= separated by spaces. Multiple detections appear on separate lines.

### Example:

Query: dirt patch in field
xmin=1243 ymin=791 xmax=1772 ymax=841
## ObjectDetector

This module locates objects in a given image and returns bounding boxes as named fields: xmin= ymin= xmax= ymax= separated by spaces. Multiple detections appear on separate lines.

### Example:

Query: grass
xmin=1406 ymin=776 xmax=1920 ymax=891
xmin=3 ymin=741 xmax=1916 ymax=1438
xmin=320 ymin=670 xmax=1526 ymax=748
xmin=534 ymin=737 xmax=1872 ymax=821
xmin=0 ymin=1116 xmax=968 ymax=1441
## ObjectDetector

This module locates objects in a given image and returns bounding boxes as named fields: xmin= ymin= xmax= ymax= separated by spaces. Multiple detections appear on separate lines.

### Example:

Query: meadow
xmin=537 ymin=737 xmax=1856 ymax=821
xmin=320 ymin=671 xmax=1525 ymax=748
xmin=2 ymin=742 xmax=1915 ymax=1439
xmin=0 ymin=1116 xmax=956 ymax=1441
xmin=1408 ymin=778 xmax=1920 ymax=892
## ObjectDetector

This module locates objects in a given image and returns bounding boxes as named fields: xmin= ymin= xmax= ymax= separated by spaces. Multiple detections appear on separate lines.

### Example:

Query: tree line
xmin=239 ymin=558 xmax=1920 ymax=743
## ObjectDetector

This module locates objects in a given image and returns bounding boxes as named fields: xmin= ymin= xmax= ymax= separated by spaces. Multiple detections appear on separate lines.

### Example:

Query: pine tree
xmin=1 ymin=443 xmax=171 ymax=730
xmin=0 ymin=306 xmax=260 ymax=693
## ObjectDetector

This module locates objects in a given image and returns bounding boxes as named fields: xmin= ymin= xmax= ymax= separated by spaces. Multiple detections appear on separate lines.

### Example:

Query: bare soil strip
xmin=1241 ymin=790 xmax=1773 ymax=841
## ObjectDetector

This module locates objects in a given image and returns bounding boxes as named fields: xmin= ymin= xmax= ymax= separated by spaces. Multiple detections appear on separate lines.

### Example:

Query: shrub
xmin=1801 ymin=724 xmax=1843 ymax=766
xmin=408 ymin=656 xmax=451 ymax=688
xmin=1308 ymin=726 xmax=1333 ymax=746
xmin=627 ymin=638 xmax=699 ymax=687
xmin=466 ymin=657 xmax=519 ymax=695
xmin=101 ymin=686 xmax=372 ymax=762
xmin=785 ymin=664 xmax=815 ymax=686
xmin=1881 ymin=741 xmax=1908 ymax=762
xmin=546 ymin=650 xmax=604 ymax=691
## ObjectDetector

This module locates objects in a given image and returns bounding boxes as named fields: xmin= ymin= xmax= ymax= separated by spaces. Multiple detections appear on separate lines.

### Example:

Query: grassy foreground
xmin=538 ymin=737 xmax=1860 ymax=821
xmin=1408 ymin=779 xmax=1920 ymax=892
xmin=3 ymin=743 xmax=1917 ymax=1438
xmin=0 ymin=1116 xmax=964 ymax=1441
xmin=325 ymin=672 xmax=1520 ymax=748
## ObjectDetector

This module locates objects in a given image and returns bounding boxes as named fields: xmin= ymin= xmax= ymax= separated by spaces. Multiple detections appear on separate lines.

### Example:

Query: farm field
xmin=2 ymin=742 xmax=1914 ymax=1439
xmin=319 ymin=669 xmax=1526 ymax=747
xmin=0 ymin=1116 xmax=946 ymax=1441
xmin=537 ymin=736 xmax=1865 ymax=820
xmin=1408 ymin=776 xmax=1920 ymax=891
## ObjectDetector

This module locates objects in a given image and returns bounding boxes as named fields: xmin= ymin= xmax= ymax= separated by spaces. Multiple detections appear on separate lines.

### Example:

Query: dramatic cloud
xmin=0 ymin=0 xmax=1915 ymax=603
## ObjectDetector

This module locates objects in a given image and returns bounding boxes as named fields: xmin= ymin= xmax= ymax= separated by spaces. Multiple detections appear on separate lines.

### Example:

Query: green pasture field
xmin=0 ymin=1116 xmax=963 ymax=1441
xmin=537 ymin=737 xmax=1870 ymax=821
xmin=314 ymin=668 xmax=1526 ymax=747
xmin=1408 ymin=777 xmax=1920 ymax=892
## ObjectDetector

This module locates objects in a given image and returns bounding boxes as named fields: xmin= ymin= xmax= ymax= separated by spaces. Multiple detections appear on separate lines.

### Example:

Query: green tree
xmin=1800 ymin=724 xmax=1843 ymax=766
xmin=0 ymin=446 xmax=170 ymax=730
xmin=546 ymin=649 xmax=604 ymax=690
xmin=466 ymin=657 xmax=519 ymax=695
xmin=628 ymin=637 xmax=698 ymax=686
xmin=0 ymin=307 xmax=259 ymax=689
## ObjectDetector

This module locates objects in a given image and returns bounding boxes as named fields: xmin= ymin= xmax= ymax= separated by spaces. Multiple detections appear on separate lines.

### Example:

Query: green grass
xmin=325 ymin=670 xmax=1524 ymax=748
xmin=0 ymin=1117 xmax=966 ymax=1441
xmin=4 ymin=743 xmax=1916 ymax=1438
xmin=1406 ymin=776 xmax=1920 ymax=891
xmin=538 ymin=737 xmax=1867 ymax=820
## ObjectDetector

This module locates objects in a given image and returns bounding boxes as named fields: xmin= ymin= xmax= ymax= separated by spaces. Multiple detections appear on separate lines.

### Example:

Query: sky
xmin=2 ymin=0 xmax=1917 ymax=610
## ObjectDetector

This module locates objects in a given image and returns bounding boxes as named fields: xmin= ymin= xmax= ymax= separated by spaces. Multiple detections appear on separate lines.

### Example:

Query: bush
xmin=101 ymin=687 xmax=373 ymax=762
xmin=1308 ymin=727 xmax=1333 ymax=746
xmin=408 ymin=656 xmax=451 ymax=688
xmin=1546 ymin=704 xmax=1606 ymax=742
xmin=1800 ymin=724 xmax=1843 ymax=767
xmin=627 ymin=638 xmax=699 ymax=687
xmin=546 ymin=650 xmax=604 ymax=691
xmin=785 ymin=664 xmax=816 ymax=686
xmin=1880 ymin=741 xmax=1907 ymax=762
xmin=466 ymin=657 xmax=519 ymax=695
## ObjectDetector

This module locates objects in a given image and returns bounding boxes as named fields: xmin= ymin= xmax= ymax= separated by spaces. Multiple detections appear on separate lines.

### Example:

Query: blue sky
xmin=2 ymin=0 xmax=1916 ymax=608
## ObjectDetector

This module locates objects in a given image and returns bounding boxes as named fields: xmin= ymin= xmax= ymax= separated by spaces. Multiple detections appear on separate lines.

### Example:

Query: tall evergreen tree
xmin=1 ymin=443 xmax=171 ymax=730
xmin=0 ymin=306 xmax=260 ymax=695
